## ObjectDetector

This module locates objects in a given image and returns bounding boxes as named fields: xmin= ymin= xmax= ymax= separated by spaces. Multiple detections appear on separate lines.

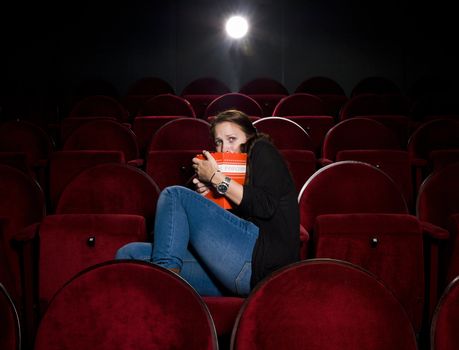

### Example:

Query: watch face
xmin=217 ymin=182 xmax=229 ymax=194
xmin=216 ymin=177 xmax=231 ymax=194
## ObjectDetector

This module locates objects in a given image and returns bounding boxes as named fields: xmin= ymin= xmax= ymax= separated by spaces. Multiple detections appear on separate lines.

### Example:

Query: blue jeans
xmin=115 ymin=186 xmax=259 ymax=296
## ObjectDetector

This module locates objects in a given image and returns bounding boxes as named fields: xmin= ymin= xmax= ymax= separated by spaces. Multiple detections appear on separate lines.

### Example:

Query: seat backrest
xmin=126 ymin=77 xmax=175 ymax=96
xmin=67 ymin=95 xmax=129 ymax=122
xmin=253 ymin=117 xmax=314 ymax=150
xmin=231 ymin=259 xmax=417 ymax=350
xmin=445 ymin=214 xmax=459 ymax=286
xmin=0 ymin=120 xmax=54 ymax=167
xmin=314 ymin=213 xmax=424 ymax=332
xmin=60 ymin=116 xmax=117 ymax=144
xmin=34 ymin=261 xmax=218 ymax=350
xmin=322 ymin=117 xmax=400 ymax=161
xmin=417 ymin=163 xmax=459 ymax=229
xmin=351 ymin=77 xmax=401 ymax=97
xmin=279 ymin=150 xmax=317 ymax=193
xmin=63 ymin=119 xmax=139 ymax=161
xmin=431 ymin=276 xmax=459 ymax=350
xmin=204 ymin=93 xmax=263 ymax=119
xmin=55 ymin=163 xmax=160 ymax=231
xmin=0 ymin=283 xmax=21 ymax=350
xmin=138 ymin=94 xmax=196 ymax=117
xmin=408 ymin=119 xmax=459 ymax=161
xmin=239 ymin=78 xmax=289 ymax=95
xmin=133 ymin=116 xmax=185 ymax=155
xmin=181 ymin=77 xmax=230 ymax=95
xmin=0 ymin=165 xmax=45 ymax=300
xmin=298 ymin=161 xmax=408 ymax=233
xmin=0 ymin=151 xmax=33 ymax=177
xmin=48 ymin=150 xmax=125 ymax=211
xmin=336 ymin=149 xmax=413 ymax=210
xmin=340 ymin=93 xmax=410 ymax=120
xmin=123 ymin=77 xmax=175 ymax=118
xmin=148 ymin=118 xmax=213 ymax=151
xmin=38 ymin=214 xmax=147 ymax=312
xmin=239 ymin=79 xmax=289 ymax=117
xmin=273 ymin=93 xmax=327 ymax=117
xmin=294 ymin=76 xmax=346 ymax=95
xmin=181 ymin=78 xmax=230 ymax=119
xmin=429 ymin=150 xmax=459 ymax=172
xmin=146 ymin=150 xmax=200 ymax=189
xmin=272 ymin=116 xmax=335 ymax=156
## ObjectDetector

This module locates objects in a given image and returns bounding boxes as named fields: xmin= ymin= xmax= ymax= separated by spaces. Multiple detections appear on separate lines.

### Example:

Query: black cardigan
xmin=236 ymin=139 xmax=300 ymax=288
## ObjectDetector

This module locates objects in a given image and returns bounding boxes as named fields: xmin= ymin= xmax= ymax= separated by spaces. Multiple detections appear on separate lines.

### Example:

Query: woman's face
xmin=213 ymin=121 xmax=248 ymax=153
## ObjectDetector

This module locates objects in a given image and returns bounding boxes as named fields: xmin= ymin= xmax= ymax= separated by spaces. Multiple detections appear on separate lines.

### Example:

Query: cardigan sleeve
xmin=237 ymin=140 xmax=292 ymax=219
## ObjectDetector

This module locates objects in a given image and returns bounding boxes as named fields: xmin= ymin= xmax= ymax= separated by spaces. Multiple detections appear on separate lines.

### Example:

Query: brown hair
xmin=210 ymin=109 xmax=270 ymax=154
xmin=210 ymin=110 xmax=272 ymax=183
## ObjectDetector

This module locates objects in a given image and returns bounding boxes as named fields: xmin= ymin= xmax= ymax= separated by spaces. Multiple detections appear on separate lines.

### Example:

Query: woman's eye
xmin=215 ymin=140 xmax=222 ymax=146
xmin=228 ymin=137 xmax=236 ymax=143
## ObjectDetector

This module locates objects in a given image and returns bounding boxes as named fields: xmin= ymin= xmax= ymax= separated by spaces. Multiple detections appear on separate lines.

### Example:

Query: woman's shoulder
xmin=252 ymin=137 xmax=277 ymax=153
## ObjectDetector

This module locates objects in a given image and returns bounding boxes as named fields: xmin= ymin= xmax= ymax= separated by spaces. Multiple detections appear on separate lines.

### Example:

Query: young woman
xmin=116 ymin=109 xmax=299 ymax=296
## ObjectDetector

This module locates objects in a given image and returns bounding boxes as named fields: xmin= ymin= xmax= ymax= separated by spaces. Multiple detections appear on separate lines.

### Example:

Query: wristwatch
xmin=216 ymin=176 xmax=231 ymax=195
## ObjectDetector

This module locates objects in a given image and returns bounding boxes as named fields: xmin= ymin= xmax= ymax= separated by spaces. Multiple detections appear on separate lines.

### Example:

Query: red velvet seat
xmin=314 ymin=213 xmax=425 ymax=332
xmin=181 ymin=77 xmax=230 ymax=119
xmin=294 ymin=76 xmax=348 ymax=119
xmin=295 ymin=76 xmax=346 ymax=95
xmin=446 ymin=215 xmax=459 ymax=288
xmin=0 ymin=165 xmax=45 ymax=305
xmin=429 ymin=150 xmax=459 ymax=172
xmin=138 ymin=93 xmax=196 ymax=118
xmin=340 ymin=93 xmax=411 ymax=119
xmin=55 ymin=163 xmax=160 ymax=231
xmin=336 ymin=149 xmax=414 ymax=211
xmin=47 ymin=150 xmax=125 ymax=212
xmin=350 ymin=77 xmax=402 ymax=97
xmin=408 ymin=119 xmax=459 ymax=188
xmin=272 ymin=93 xmax=334 ymax=154
xmin=321 ymin=118 xmax=401 ymax=164
xmin=146 ymin=149 xmax=199 ymax=189
xmin=417 ymin=163 xmax=459 ymax=288
xmin=34 ymin=260 xmax=218 ymax=350
xmin=299 ymin=161 xmax=448 ymax=324
xmin=431 ymin=276 xmax=459 ymax=350
xmin=29 ymin=214 xmax=146 ymax=314
xmin=62 ymin=119 xmax=141 ymax=165
xmin=253 ymin=117 xmax=314 ymax=151
xmin=133 ymin=116 xmax=187 ymax=156
xmin=133 ymin=94 xmax=196 ymax=155
xmin=273 ymin=93 xmax=326 ymax=116
xmin=122 ymin=77 xmax=175 ymax=118
xmin=0 ymin=151 xmax=34 ymax=178
xmin=231 ymin=259 xmax=418 ymax=350
xmin=279 ymin=150 xmax=317 ymax=193
xmin=204 ymin=93 xmax=263 ymax=120
xmin=146 ymin=119 xmax=213 ymax=189
xmin=67 ymin=95 xmax=129 ymax=123
xmin=148 ymin=118 xmax=213 ymax=151
xmin=0 ymin=283 xmax=21 ymax=350
xmin=0 ymin=120 xmax=54 ymax=184
xmin=339 ymin=94 xmax=413 ymax=146
xmin=298 ymin=161 xmax=408 ymax=258
xmin=239 ymin=78 xmax=289 ymax=117
xmin=60 ymin=116 xmax=117 ymax=144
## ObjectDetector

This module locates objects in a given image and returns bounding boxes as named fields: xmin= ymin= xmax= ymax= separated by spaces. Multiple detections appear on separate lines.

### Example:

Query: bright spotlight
xmin=225 ymin=16 xmax=249 ymax=39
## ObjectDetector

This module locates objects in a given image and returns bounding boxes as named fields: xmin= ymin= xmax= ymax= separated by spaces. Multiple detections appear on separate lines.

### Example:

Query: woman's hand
xmin=192 ymin=150 xmax=219 ymax=183
xmin=192 ymin=177 xmax=211 ymax=196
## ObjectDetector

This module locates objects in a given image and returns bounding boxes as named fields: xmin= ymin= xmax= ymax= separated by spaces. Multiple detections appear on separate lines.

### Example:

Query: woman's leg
xmin=116 ymin=242 xmax=224 ymax=296
xmin=152 ymin=186 xmax=259 ymax=295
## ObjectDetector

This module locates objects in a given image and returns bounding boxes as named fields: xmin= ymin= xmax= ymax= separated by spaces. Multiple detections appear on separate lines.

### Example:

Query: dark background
xmin=1 ymin=0 xmax=457 ymax=98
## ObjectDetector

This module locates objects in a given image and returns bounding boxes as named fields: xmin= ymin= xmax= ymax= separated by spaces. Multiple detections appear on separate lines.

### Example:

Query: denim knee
xmin=115 ymin=242 xmax=153 ymax=261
